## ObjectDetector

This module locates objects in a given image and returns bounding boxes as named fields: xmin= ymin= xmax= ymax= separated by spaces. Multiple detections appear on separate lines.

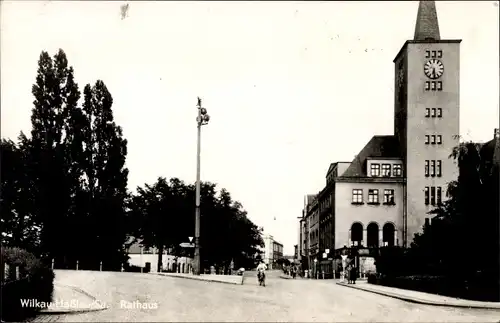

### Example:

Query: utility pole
xmin=193 ymin=97 xmax=210 ymax=275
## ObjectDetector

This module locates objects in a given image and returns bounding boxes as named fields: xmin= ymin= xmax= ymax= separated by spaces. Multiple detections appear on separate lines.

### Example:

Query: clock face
xmin=424 ymin=59 xmax=444 ymax=79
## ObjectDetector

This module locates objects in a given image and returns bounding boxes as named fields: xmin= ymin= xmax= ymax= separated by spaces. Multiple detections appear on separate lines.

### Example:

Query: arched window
xmin=367 ymin=223 xmax=379 ymax=248
xmin=182 ymin=263 xmax=185 ymax=273
xmin=383 ymin=223 xmax=396 ymax=247
xmin=351 ymin=222 xmax=363 ymax=245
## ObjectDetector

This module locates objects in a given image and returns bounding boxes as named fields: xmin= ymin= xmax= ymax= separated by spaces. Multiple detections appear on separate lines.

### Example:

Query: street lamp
xmin=193 ymin=97 xmax=210 ymax=276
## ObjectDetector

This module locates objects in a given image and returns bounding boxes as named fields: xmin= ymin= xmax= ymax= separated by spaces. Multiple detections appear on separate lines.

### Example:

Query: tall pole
xmin=193 ymin=97 xmax=209 ymax=275
xmin=194 ymin=106 xmax=202 ymax=275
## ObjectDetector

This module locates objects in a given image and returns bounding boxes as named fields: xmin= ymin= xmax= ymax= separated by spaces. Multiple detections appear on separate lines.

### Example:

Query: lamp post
xmin=193 ymin=97 xmax=210 ymax=276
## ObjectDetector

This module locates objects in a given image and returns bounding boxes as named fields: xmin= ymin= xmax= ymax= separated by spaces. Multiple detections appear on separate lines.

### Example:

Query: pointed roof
xmin=414 ymin=1 xmax=441 ymax=41
xmin=341 ymin=136 xmax=401 ymax=177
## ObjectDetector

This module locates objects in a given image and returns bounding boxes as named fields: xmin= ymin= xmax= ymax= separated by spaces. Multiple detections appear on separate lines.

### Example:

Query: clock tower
xmin=394 ymin=1 xmax=461 ymax=247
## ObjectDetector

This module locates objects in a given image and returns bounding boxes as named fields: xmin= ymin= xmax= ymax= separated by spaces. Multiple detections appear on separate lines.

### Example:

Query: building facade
xmin=262 ymin=234 xmax=284 ymax=269
xmin=298 ymin=1 xmax=461 ymax=276
xmin=126 ymin=239 xmax=193 ymax=274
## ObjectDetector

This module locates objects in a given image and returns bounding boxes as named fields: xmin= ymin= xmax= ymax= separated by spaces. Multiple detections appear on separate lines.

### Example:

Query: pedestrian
xmin=352 ymin=266 xmax=357 ymax=284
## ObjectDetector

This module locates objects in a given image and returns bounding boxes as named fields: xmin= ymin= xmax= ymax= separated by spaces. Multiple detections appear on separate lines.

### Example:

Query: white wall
xmin=128 ymin=254 xmax=193 ymax=273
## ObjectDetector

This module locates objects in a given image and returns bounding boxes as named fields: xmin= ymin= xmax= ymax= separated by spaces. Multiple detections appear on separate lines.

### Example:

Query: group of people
xmin=283 ymin=264 xmax=300 ymax=278
xmin=345 ymin=264 xmax=358 ymax=284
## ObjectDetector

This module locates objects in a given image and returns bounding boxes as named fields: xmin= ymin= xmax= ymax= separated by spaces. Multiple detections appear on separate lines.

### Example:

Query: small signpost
xmin=188 ymin=237 xmax=193 ymax=243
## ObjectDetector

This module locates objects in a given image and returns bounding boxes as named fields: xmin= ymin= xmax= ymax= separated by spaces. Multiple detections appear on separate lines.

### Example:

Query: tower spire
xmin=414 ymin=1 xmax=441 ymax=41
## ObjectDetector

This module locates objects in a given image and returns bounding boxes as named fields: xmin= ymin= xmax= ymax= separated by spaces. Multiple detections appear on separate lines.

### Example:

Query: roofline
xmin=367 ymin=157 xmax=403 ymax=160
xmin=393 ymin=39 xmax=462 ymax=63
xmin=335 ymin=177 xmax=406 ymax=184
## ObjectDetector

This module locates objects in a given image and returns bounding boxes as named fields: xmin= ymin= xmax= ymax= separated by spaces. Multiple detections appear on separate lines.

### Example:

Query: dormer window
xmin=393 ymin=164 xmax=402 ymax=177
xmin=381 ymin=164 xmax=391 ymax=177
xmin=370 ymin=163 xmax=380 ymax=177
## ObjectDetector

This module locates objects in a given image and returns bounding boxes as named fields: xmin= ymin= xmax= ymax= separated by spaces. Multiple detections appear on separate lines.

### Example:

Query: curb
xmin=39 ymin=284 xmax=108 ymax=315
xmin=153 ymin=273 xmax=243 ymax=286
xmin=336 ymin=282 xmax=500 ymax=310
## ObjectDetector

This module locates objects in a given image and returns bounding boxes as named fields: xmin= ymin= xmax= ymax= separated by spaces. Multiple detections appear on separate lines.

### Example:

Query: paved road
xmin=29 ymin=270 xmax=500 ymax=322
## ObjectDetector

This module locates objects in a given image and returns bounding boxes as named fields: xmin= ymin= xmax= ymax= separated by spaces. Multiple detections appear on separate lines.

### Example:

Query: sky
xmin=1 ymin=1 xmax=499 ymax=255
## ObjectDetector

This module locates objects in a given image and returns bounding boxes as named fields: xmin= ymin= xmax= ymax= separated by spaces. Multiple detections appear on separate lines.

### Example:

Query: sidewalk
xmin=337 ymin=280 xmax=500 ymax=310
xmin=39 ymin=283 xmax=108 ymax=314
xmin=153 ymin=272 xmax=243 ymax=285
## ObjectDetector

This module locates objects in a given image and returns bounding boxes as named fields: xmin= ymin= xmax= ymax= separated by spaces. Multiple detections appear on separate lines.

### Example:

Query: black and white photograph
xmin=1 ymin=1 xmax=499 ymax=322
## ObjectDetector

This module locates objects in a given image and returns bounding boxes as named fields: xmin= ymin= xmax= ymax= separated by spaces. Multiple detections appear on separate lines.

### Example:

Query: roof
xmin=414 ymin=1 xmax=440 ymax=41
xmin=340 ymin=135 xmax=402 ymax=177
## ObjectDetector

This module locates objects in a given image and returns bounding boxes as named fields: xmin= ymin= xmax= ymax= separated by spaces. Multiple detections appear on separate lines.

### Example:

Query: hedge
xmin=0 ymin=247 xmax=55 ymax=322
xmin=368 ymin=274 xmax=500 ymax=302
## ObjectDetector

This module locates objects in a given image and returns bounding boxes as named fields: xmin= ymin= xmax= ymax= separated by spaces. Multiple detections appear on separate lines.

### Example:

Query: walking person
xmin=352 ymin=265 xmax=357 ymax=284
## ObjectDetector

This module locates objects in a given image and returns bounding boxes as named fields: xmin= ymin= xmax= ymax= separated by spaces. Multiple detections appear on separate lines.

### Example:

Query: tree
xmin=409 ymin=138 xmax=500 ymax=300
xmin=80 ymin=80 xmax=130 ymax=270
xmin=128 ymin=179 xmax=264 ymax=273
xmin=3 ymin=49 xmax=130 ymax=270
xmin=29 ymin=50 xmax=80 ymax=262
xmin=0 ymin=135 xmax=41 ymax=252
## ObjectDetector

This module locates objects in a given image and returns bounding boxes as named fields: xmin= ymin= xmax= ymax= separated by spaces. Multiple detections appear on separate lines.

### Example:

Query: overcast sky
xmin=2 ymin=1 xmax=499 ymax=254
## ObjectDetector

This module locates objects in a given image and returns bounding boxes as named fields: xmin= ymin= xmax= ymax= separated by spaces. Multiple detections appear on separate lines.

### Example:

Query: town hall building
xmin=298 ymin=1 xmax=461 ymax=276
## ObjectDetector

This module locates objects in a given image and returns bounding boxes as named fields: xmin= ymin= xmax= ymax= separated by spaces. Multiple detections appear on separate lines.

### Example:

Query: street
xmin=29 ymin=270 xmax=500 ymax=322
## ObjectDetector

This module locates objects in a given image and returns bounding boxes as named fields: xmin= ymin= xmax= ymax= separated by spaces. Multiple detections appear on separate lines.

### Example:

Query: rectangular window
xmin=437 ymin=108 xmax=442 ymax=117
xmin=436 ymin=160 xmax=442 ymax=177
xmin=381 ymin=164 xmax=391 ymax=177
xmin=425 ymin=135 xmax=430 ymax=144
xmin=425 ymin=81 xmax=442 ymax=92
xmin=431 ymin=135 xmax=436 ymax=144
xmin=437 ymin=187 xmax=442 ymax=205
xmin=437 ymin=135 xmax=442 ymax=144
xmin=425 ymin=160 xmax=429 ymax=176
xmin=370 ymin=164 xmax=380 ymax=177
xmin=430 ymin=160 xmax=436 ymax=176
xmin=393 ymin=164 xmax=402 ymax=177
xmin=383 ymin=189 xmax=395 ymax=205
xmin=437 ymin=50 xmax=443 ymax=58
xmin=425 ymin=108 xmax=430 ymax=117
xmin=431 ymin=187 xmax=436 ymax=205
xmin=368 ymin=189 xmax=379 ymax=204
xmin=425 ymin=50 xmax=431 ymax=58
xmin=431 ymin=108 xmax=436 ymax=117
xmin=352 ymin=189 xmax=363 ymax=204
xmin=424 ymin=187 xmax=430 ymax=205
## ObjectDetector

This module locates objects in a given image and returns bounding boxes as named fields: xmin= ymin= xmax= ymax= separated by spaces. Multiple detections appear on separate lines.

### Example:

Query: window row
xmin=370 ymin=163 xmax=402 ymax=177
xmin=424 ymin=186 xmax=442 ymax=206
xmin=425 ymin=135 xmax=442 ymax=145
xmin=425 ymin=108 xmax=442 ymax=118
xmin=425 ymin=81 xmax=442 ymax=91
xmin=350 ymin=222 xmax=396 ymax=248
xmin=425 ymin=160 xmax=442 ymax=177
xmin=425 ymin=50 xmax=443 ymax=59
xmin=352 ymin=189 xmax=395 ymax=205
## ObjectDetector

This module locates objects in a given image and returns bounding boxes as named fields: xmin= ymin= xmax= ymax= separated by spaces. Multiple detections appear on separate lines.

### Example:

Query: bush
xmin=1 ymin=247 xmax=54 ymax=322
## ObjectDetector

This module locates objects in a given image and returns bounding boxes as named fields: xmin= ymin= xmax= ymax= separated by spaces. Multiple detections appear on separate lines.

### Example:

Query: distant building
xmin=125 ymin=237 xmax=193 ymax=274
xmin=298 ymin=1 xmax=462 ymax=277
xmin=262 ymin=234 xmax=283 ymax=269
